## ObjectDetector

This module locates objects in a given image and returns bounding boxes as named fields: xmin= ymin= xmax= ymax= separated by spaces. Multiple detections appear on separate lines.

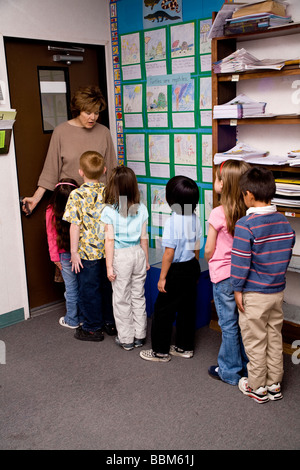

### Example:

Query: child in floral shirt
xmin=63 ymin=151 xmax=116 ymax=341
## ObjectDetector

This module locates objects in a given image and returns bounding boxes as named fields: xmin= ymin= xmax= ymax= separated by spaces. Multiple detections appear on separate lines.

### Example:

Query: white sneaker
xmin=59 ymin=317 xmax=78 ymax=329
xmin=238 ymin=377 xmax=269 ymax=404
xmin=140 ymin=349 xmax=171 ymax=363
xmin=267 ymin=383 xmax=283 ymax=401
xmin=169 ymin=345 xmax=194 ymax=358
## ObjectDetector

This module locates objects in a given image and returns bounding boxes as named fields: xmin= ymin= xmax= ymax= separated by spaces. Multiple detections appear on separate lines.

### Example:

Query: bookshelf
xmin=211 ymin=24 xmax=300 ymax=217
xmin=211 ymin=23 xmax=300 ymax=342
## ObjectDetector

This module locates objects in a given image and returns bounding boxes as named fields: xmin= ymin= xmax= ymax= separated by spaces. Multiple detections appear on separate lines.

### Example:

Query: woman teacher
xmin=22 ymin=85 xmax=117 ymax=215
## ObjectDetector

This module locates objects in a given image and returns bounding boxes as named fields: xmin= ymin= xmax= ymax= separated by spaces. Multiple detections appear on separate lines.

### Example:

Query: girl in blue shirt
xmin=101 ymin=166 xmax=149 ymax=351
xmin=140 ymin=176 xmax=201 ymax=362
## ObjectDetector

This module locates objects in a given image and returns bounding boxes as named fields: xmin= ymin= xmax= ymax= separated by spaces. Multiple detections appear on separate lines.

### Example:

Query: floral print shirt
xmin=63 ymin=182 xmax=105 ymax=260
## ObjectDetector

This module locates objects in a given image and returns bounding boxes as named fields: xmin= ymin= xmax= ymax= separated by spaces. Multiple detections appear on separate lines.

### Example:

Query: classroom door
xmin=5 ymin=37 xmax=109 ymax=310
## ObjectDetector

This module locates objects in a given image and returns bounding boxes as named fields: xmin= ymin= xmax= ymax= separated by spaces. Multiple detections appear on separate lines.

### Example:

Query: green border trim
xmin=0 ymin=308 xmax=25 ymax=329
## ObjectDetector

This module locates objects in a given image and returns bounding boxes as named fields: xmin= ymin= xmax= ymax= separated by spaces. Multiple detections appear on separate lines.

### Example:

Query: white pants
xmin=112 ymin=245 xmax=147 ymax=344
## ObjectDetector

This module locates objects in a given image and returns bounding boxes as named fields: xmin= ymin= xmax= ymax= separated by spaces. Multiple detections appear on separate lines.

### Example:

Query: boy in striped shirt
xmin=231 ymin=167 xmax=295 ymax=403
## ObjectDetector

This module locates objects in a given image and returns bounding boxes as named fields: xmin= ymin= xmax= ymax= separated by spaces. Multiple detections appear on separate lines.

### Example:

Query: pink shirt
xmin=46 ymin=206 xmax=66 ymax=262
xmin=207 ymin=205 xmax=233 ymax=283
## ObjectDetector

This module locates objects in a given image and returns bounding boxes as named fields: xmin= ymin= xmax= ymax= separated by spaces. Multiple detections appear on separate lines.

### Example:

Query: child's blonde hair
xmin=216 ymin=160 xmax=250 ymax=236
xmin=80 ymin=151 xmax=105 ymax=180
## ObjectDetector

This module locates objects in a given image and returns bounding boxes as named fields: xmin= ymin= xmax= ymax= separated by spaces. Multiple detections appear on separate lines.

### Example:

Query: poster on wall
xmin=143 ymin=0 xmax=182 ymax=29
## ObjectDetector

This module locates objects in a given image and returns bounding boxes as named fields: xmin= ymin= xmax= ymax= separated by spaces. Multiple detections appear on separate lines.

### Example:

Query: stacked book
xmin=224 ymin=13 xmax=292 ymax=35
xmin=212 ymin=48 xmax=286 ymax=73
xmin=213 ymin=142 xmax=288 ymax=166
xmin=213 ymin=93 xmax=266 ymax=119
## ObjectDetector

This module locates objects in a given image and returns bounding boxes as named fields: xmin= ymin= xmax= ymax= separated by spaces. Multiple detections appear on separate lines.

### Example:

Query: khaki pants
xmin=112 ymin=245 xmax=147 ymax=344
xmin=238 ymin=291 xmax=284 ymax=390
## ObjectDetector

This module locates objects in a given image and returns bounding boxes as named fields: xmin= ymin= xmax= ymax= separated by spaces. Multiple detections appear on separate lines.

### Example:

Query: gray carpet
xmin=0 ymin=303 xmax=299 ymax=451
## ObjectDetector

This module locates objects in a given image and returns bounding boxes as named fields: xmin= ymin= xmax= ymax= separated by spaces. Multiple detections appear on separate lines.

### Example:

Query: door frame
xmin=0 ymin=33 xmax=116 ymax=320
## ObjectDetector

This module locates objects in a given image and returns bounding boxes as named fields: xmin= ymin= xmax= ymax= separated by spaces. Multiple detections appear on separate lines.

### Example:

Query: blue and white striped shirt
xmin=231 ymin=205 xmax=295 ymax=293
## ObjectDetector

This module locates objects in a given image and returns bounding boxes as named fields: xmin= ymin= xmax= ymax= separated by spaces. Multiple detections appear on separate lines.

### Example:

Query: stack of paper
xmin=213 ymin=48 xmax=286 ymax=73
xmin=214 ymin=142 xmax=288 ymax=165
xmin=213 ymin=93 xmax=266 ymax=119
xmin=287 ymin=149 xmax=300 ymax=167
xmin=273 ymin=178 xmax=300 ymax=207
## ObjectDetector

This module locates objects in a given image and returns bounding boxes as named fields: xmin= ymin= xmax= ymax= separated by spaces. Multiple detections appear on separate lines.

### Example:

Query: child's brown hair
xmin=216 ymin=160 xmax=250 ymax=236
xmin=104 ymin=166 xmax=140 ymax=217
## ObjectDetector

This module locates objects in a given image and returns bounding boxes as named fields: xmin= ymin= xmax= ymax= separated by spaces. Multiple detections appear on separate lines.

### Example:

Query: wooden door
xmin=5 ymin=37 xmax=109 ymax=310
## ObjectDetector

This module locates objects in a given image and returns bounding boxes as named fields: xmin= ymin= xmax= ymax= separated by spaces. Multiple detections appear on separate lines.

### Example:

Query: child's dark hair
xmin=104 ymin=166 xmax=140 ymax=216
xmin=239 ymin=167 xmax=276 ymax=203
xmin=166 ymin=176 xmax=199 ymax=215
xmin=47 ymin=178 xmax=78 ymax=251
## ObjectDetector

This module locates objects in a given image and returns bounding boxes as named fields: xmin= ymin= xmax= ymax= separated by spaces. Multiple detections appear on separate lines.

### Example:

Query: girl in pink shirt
xmin=205 ymin=160 xmax=249 ymax=385
xmin=46 ymin=178 xmax=83 ymax=329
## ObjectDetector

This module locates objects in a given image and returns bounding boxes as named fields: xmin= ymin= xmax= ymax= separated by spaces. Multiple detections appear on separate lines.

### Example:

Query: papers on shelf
xmin=213 ymin=142 xmax=288 ymax=165
xmin=272 ymin=196 xmax=300 ymax=207
xmin=213 ymin=48 xmax=286 ymax=73
xmin=213 ymin=93 xmax=266 ymax=119
xmin=273 ymin=176 xmax=300 ymax=207
xmin=287 ymin=149 xmax=300 ymax=167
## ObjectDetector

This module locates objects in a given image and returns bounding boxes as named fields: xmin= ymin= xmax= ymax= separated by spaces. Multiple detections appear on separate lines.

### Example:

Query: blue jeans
xmin=78 ymin=258 xmax=114 ymax=332
xmin=60 ymin=252 xmax=83 ymax=327
xmin=213 ymin=278 xmax=248 ymax=385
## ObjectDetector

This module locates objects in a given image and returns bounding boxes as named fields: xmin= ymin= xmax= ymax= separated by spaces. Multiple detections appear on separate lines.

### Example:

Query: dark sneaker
xmin=170 ymin=345 xmax=193 ymax=358
xmin=74 ymin=326 xmax=104 ymax=342
xmin=238 ymin=377 xmax=269 ymax=404
xmin=115 ymin=336 xmax=134 ymax=351
xmin=104 ymin=323 xmax=117 ymax=336
xmin=134 ymin=338 xmax=146 ymax=348
xmin=208 ymin=365 xmax=221 ymax=380
xmin=140 ymin=349 xmax=171 ymax=362
xmin=267 ymin=383 xmax=283 ymax=401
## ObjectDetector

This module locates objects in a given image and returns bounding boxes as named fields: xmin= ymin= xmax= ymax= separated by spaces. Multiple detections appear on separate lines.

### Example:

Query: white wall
xmin=0 ymin=0 xmax=116 ymax=322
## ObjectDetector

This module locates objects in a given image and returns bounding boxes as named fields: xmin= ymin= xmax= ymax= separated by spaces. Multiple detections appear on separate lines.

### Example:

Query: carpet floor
xmin=0 ymin=303 xmax=299 ymax=451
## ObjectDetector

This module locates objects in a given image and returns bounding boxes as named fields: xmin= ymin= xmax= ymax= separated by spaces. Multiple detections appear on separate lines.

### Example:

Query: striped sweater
xmin=231 ymin=206 xmax=295 ymax=293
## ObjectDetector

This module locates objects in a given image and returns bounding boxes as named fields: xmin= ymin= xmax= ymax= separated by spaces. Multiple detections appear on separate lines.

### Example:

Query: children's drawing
xmin=126 ymin=134 xmax=145 ymax=161
xmin=149 ymin=134 xmax=169 ymax=162
xmin=138 ymin=183 xmax=148 ymax=207
xmin=200 ymin=19 xmax=212 ymax=54
xmin=171 ymin=22 xmax=195 ymax=58
xmin=199 ymin=77 xmax=212 ymax=110
xmin=202 ymin=134 xmax=212 ymax=166
xmin=174 ymin=134 xmax=197 ymax=165
xmin=121 ymin=32 xmax=140 ymax=66
xmin=151 ymin=184 xmax=170 ymax=213
xmin=123 ymin=84 xmax=143 ymax=113
xmin=144 ymin=28 xmax=166 ymax=62
xmin=172 ymin=80 xmax=194 ymax=112
xmin=146 ymin=85 xmax=168 ymax=112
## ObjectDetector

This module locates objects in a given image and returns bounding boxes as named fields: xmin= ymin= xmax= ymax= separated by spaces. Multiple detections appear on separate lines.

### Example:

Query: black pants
xmin=151 ymin=257 xmax=201 ymax=354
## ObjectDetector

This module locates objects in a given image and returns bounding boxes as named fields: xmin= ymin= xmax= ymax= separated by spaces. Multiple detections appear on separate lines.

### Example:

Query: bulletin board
xmin=110 ymin=1 xmax=213 ymax=247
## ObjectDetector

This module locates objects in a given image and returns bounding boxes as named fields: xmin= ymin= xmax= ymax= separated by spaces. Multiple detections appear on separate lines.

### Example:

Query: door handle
xmin=19 ymin=197 xmax=32 ymax=216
